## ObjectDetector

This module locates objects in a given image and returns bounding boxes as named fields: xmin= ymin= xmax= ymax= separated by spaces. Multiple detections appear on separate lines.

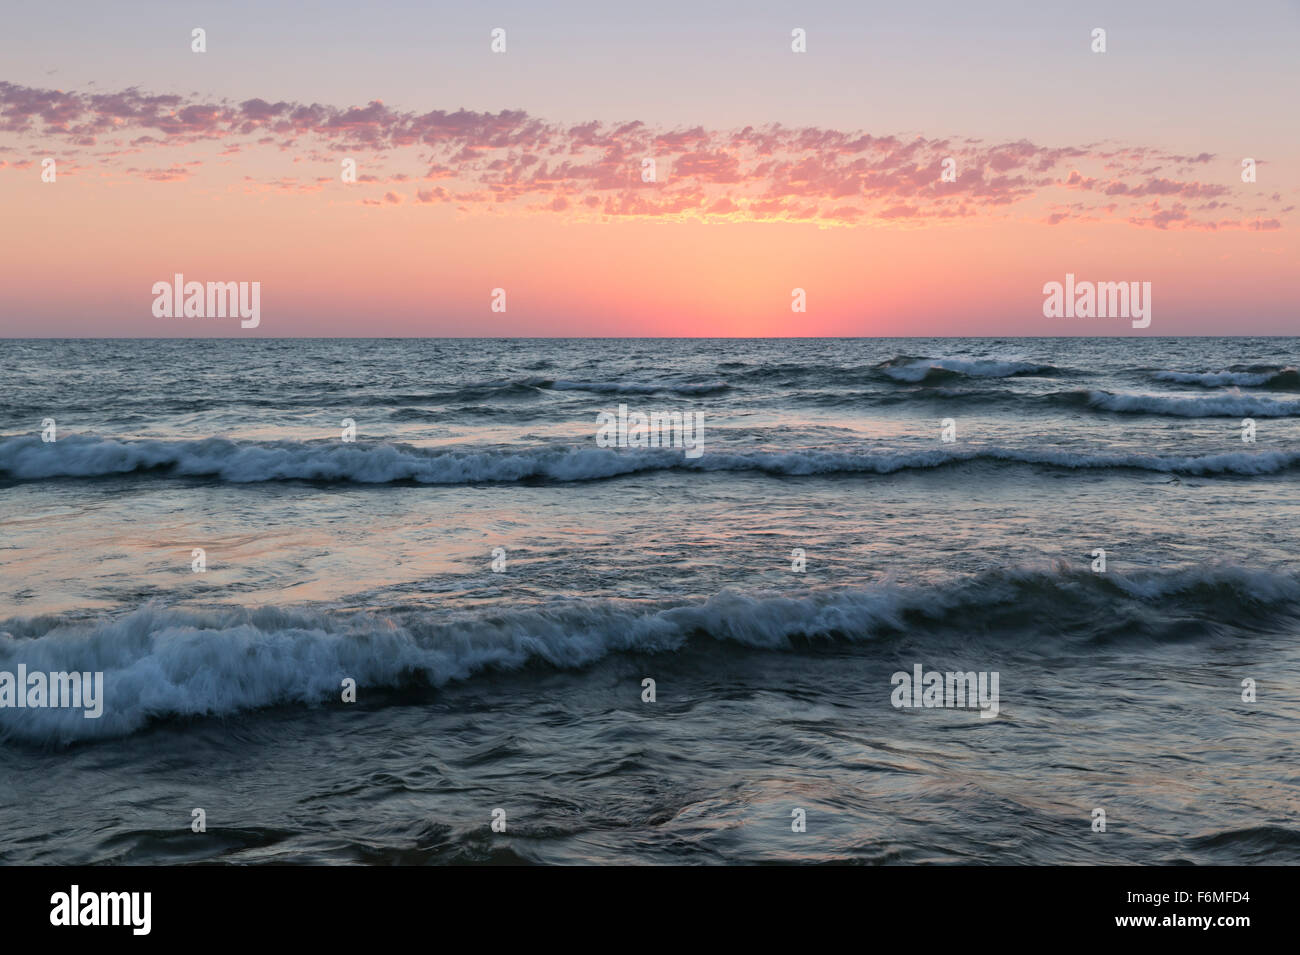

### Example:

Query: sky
xmin=1 ymin=0 xmax=1297 ymax=336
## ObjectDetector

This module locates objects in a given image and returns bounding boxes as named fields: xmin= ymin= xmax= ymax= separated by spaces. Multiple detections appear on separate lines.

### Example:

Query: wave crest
xmin=1078 ymin=390 xmax=1300 ymax=417
xmin=1152 ymin=367 xmax=1300 ymax=390
xmin=3 ymin=564 xmax=1295 ymax=744
xmin=2 ymin=435 xmax=1296 ymax=485
xmin=877 ymin=356 xmax=1060 ymax=383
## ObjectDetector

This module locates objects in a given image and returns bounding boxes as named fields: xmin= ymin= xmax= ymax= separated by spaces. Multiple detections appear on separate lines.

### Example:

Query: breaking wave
xmin=1075 ymin=390 xmax=1300 ymax=417
xmin=2 ymin=434 xmax=1297 ymax=485
xmin=876 ymin=356 xmax=1062 ymax=383
xmin=1152 ymin=366 xmax=1300 ymax=390
xmin=3 ymin=564 xmax=1295 ymax=743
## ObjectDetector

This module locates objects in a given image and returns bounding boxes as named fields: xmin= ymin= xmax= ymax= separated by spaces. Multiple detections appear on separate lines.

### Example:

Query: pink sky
xmin=1 ymin=2 xmax=1296 ymax=336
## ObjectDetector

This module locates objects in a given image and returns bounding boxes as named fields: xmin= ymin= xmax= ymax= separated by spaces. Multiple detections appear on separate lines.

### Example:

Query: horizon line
xmin=3 ymin=334 xmax=1298 ymax=342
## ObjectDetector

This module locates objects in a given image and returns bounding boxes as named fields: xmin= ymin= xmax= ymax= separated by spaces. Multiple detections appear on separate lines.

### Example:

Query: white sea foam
xmin=880 ymin=358 xmax=1055 ymax=382
xmin=1084 ymin=390 xmax=1300 ymax=417
xmin=2 ymin=435 xmax=1297 ymax=484
xmin=3 ymin=565 xmax=1294 ymax=743
xmin=1152 ymin=368 xmax=1299 ymax=389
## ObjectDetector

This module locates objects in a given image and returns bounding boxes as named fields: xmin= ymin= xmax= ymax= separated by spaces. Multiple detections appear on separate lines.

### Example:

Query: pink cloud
xmin=0 ymin=80 xmax=1285 ymax=232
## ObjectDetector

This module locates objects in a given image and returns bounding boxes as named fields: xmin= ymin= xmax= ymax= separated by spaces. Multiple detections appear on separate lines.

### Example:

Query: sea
xmin=1 ymin=337 xmax=1297 ymax=864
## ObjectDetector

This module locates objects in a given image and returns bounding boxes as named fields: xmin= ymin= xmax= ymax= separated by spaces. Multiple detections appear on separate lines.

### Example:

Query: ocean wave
xmin=795 ymin=385 xmax=1300 ymax=418
xmin=728 ymin=362 xmax=878 ymax=385
xmin=546 ymin=379 xmax=729 ymax=396
xmin=374 ymin=378 xmax=730 ymax=404
xmin=727 ymin=357 xmax=1065 ymax=387
xmin=877 ymin=356 xmax=1061 ymax=383
xmin=2 ymin=434 xmax=1297 ymax=484
xmin=1076 ymin=390 xmax=1300 ymax=417
xmin=1152 ymin=368 xmax=1300 ymax=390
xmin=793 ymin=386 xmax=1054 ymax=409
xmin=3 ymin=564 xmax=1295 ymax=744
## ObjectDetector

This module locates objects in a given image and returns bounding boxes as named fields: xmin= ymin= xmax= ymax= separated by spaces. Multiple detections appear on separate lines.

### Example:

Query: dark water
xmin=1 ymin=337 xmax=1298 ymax=863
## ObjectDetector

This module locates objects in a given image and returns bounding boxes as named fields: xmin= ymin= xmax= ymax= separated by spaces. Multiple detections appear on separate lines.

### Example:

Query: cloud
xmin=0 ymin=80 xmax=1285 ymax=231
